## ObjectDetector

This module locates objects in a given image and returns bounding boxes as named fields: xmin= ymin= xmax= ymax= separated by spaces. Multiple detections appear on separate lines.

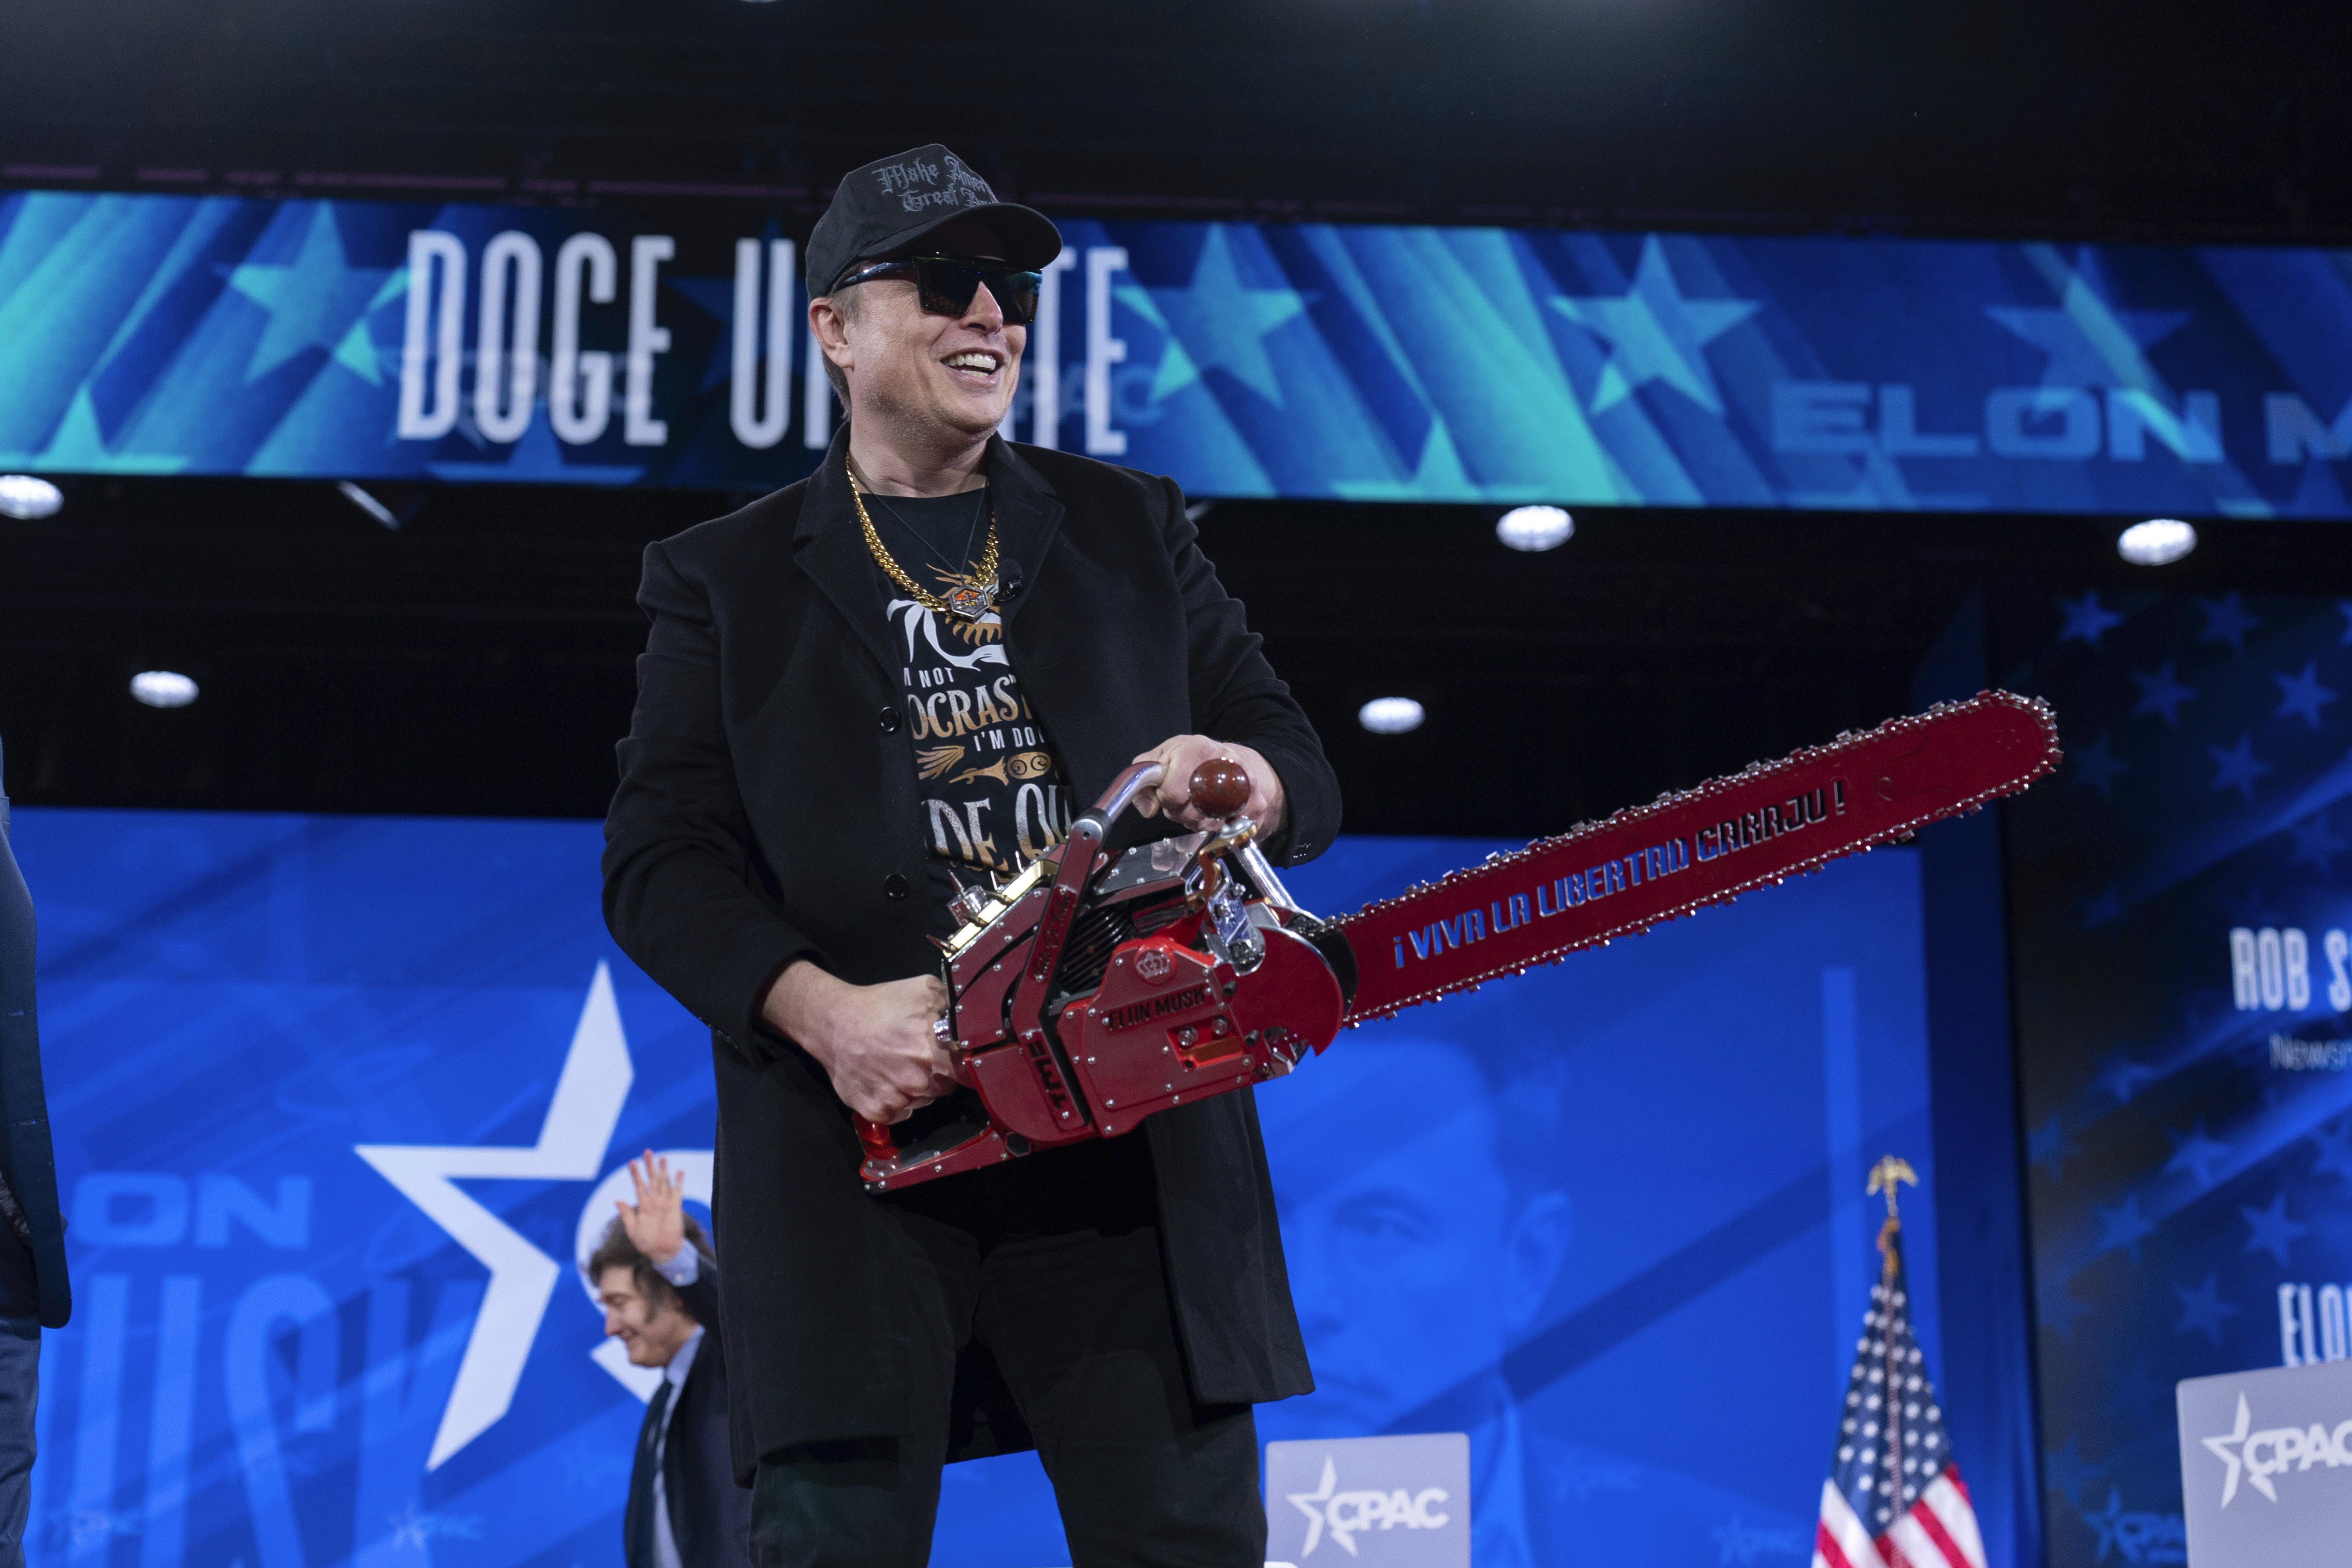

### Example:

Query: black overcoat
xmin=0 ymin=740 xmax=70 ymax=1329
xmin=602 ymin=433 xmax=1333 ymax=1481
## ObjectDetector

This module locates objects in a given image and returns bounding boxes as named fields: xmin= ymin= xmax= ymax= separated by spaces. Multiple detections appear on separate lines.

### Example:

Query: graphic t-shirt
xmin=868 ymin=487 xmax=1075 ymax=875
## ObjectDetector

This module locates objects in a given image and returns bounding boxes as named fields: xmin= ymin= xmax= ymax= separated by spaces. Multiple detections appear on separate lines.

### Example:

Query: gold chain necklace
xmin=848 ymin=464 xmax=1001 ymax=622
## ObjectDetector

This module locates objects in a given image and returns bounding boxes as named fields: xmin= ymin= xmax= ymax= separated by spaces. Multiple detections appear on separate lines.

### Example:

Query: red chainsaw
xmin=854 ymin=690 xmax=2060 ymax=1191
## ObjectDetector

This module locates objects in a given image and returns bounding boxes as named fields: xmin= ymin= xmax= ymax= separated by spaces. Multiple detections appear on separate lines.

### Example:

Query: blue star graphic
xmin=2095 ymin=1194 xmax=2158 ymax=1260
xmin=1126 ymin=225 xmax=1309 ymax=406
xmin=2070 ymin=735 xmax=2131 ymax=797
xmin=2309 ymin=1115 xmax=2352 ymax=1182
xmin=224 ymin=203 xmax=398 ymax=384
xmin=1552 ymin=236 xmax=1761 ymax=415
xmin=2056 ymin=592 xmax=2125 ymax=649
xmin=2029 ymin=1114 xmax=2077 ymax=1180
xmin=2082 ymin=885 xmax=2123 ymax=930
xmin=2174 ymin=1275 xmax=2242 ymax=1345
xmin=2198 ymin=594 xmax=2262 ymax=655
xmin=2094 ymin=1047 xmax=2157 ymax=1104
xmin=2043 ymin=1438 xmax=2104 ymax=1506
xmin=2209 ymin=735 xmax=2272 ymax=802
xmin=2163 ymin=1121 xmax=2232 ymax=1189
xmin=2039 ymin=1269 xmax=2092 ymax=1340
xmin=2131 ymin=661 xmax=2196 ymax=726
xmin=2273 ymin=661 xmax=2339 ymax=729
xmin=2287 ymin=813 xmax=2348 ymax=876
xmin=1984 ymin=249 xmax=2191 ymax=388
xmin=2241 ymin=1191 xmax=2308 ymax=1265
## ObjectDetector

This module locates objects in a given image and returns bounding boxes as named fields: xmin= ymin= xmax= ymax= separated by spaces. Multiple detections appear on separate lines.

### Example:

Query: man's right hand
xmin=760 ymin=962 xmax=958 ymax=1124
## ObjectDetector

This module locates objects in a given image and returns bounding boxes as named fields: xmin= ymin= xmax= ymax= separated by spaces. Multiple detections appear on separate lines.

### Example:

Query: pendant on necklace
xmin=945 ymin=581 xmax=997 ymax=622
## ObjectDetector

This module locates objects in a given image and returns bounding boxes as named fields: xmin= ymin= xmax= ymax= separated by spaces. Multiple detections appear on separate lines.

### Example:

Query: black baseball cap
xmin=806 ymin=144 xmax=1064 ymax=299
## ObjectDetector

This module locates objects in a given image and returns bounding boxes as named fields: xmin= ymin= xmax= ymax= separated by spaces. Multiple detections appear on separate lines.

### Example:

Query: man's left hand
xmin=1130 ymin=736 xmax=1286 ymax=836
xmin=616 ymin=1150 xmax=687 ymax=1266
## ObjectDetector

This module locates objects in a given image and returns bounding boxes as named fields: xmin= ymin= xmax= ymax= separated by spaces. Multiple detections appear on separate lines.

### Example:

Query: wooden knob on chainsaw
xmin=1189 ymin=757 xmax=1252 ymax=820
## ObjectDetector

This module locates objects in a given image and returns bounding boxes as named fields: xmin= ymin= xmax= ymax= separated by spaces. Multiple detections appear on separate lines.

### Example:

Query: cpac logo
xmin=2199 ymin=1393 xmax=2352 ymax=1504
xmin=356 ymin=964 xmax=711 ymax=1468
xmin=1284 ymin=1457 xmax=1451 ymax=1557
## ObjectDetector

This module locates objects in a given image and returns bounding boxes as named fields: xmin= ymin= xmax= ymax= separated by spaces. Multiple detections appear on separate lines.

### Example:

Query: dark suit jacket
xmin=603 ymin=432 xmax=1333 ymax=1477
xmin=0 ymin=740 xmax=70 ymax=1328
xmin=623 ymin=1257 xmax=751 ymax=1568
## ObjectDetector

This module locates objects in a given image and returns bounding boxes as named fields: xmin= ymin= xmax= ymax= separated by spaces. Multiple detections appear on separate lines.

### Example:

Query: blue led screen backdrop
xmin=6 ymin=186 xmax=2352 ymax=514
xmin=2004 ymin=591 xmax=2352 ymax=1568
xmin=15 ymin=807 xmax=1942 ymax=1566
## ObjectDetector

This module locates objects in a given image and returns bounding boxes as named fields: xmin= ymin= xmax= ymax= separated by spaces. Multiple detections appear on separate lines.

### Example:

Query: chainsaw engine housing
xmin=858 ymin=793 xmax=1352 ymax=1193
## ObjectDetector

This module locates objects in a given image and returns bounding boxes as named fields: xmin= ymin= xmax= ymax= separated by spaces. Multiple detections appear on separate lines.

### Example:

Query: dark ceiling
xmin=5 ymin=0 xmax=2350 ymax=240
xmin=12 ymin=477 xmax=2352 ymax=837
xmin=4 ymin=0 xmax=2349 ymax=835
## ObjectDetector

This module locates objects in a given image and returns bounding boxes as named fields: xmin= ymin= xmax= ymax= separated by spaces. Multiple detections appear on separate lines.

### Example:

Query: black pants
xmin=748 ymin=1140 xmax=1265 ymax=1568
xmin=0 ymin=1235 xmax=37 ymax=1568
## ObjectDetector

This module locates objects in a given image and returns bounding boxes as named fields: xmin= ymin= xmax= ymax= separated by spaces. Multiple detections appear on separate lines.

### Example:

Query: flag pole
xmin=1816 ymin=1154 xmax=1985 ymax=1568
xmin=1866 ymin=1155 xmax=1919 ymax=1516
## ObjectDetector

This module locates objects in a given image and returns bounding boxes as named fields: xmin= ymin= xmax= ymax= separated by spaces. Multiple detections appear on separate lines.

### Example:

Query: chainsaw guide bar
xmin=1333 ymin=689 xmax=2060 ymax=1022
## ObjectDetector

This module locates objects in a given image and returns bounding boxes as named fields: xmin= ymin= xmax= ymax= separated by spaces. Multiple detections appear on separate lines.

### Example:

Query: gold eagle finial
xmin=1867 ymin=1155 xmax=1919 ymax=1220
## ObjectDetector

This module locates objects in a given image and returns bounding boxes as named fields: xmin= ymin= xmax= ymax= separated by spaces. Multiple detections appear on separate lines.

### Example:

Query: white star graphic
xmin=1552 ymin=235 xmax=1760 ymax=415
xmin=355 ymin=962 xmax=635 ymax=1468
xmin=2201 ymin=1393 xmax=2255 ymax=1504
xmin=1287 ymin=1456 xmax=1340 ymax=1557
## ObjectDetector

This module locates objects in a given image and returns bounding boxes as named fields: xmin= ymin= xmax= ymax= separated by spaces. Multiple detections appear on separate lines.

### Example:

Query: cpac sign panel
xmin=4 ymin=185 xmax=2352 ymax=513
xmin=2176 ymin=1359 xmax=2352 ymax=1566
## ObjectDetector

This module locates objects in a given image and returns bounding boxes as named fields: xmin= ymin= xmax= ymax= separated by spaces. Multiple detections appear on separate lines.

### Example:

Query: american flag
xmin=1813 ymin=1225 xmax=1988 ymax=1568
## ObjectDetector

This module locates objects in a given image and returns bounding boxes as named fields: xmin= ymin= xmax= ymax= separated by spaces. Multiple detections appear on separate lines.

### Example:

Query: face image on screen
xmin=12 ymin=811 xmax=1937 ymax=1568
xmin=1258 ymin=1032 xmax=1573 ymax=1439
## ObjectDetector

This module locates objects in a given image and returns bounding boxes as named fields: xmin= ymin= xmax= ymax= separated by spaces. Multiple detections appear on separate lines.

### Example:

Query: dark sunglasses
xmin=829 ymin=255 xmax=1044 ymax=327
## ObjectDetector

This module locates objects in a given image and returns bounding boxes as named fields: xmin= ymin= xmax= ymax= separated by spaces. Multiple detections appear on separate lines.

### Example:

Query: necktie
xmin=628 ymin=1378 xmax=676 ymax=1568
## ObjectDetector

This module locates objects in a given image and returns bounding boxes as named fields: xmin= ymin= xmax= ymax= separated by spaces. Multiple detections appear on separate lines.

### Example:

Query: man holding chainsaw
xmin=603 ymin=143 xmax=1337 ymax=1567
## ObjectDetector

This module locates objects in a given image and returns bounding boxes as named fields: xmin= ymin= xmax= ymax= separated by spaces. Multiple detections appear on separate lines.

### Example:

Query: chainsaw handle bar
xmin=1089 ymin=756 xmax=1255 ymax=829
xmin=1094 ymin=761 xmax=1167 ymax=823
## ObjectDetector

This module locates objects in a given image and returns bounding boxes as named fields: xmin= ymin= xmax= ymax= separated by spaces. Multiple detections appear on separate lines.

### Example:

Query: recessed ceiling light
xmin=0 ymin=474 xmax=63 ymax=520
xmin=1357 ymin=696 xmax=1425 ymax=735
xmin=130 ymin=671 xmax=199 ymax=709
xmin=2117 ymin=517 xmax=2196 ymax=566
xmin=1496 ymin=505 xmax=1573 ymax=552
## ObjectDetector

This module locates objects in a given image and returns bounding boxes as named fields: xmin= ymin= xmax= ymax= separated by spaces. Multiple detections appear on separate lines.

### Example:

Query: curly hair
xmin=585 ymin=1212 xmax=712 ymax=1317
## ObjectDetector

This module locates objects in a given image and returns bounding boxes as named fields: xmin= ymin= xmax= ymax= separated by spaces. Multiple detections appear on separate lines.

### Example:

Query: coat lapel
xmin=981 ymin=437 xmax=1065 ymax=630
xmin=794 ymin=430 xmax=902 ymax=683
